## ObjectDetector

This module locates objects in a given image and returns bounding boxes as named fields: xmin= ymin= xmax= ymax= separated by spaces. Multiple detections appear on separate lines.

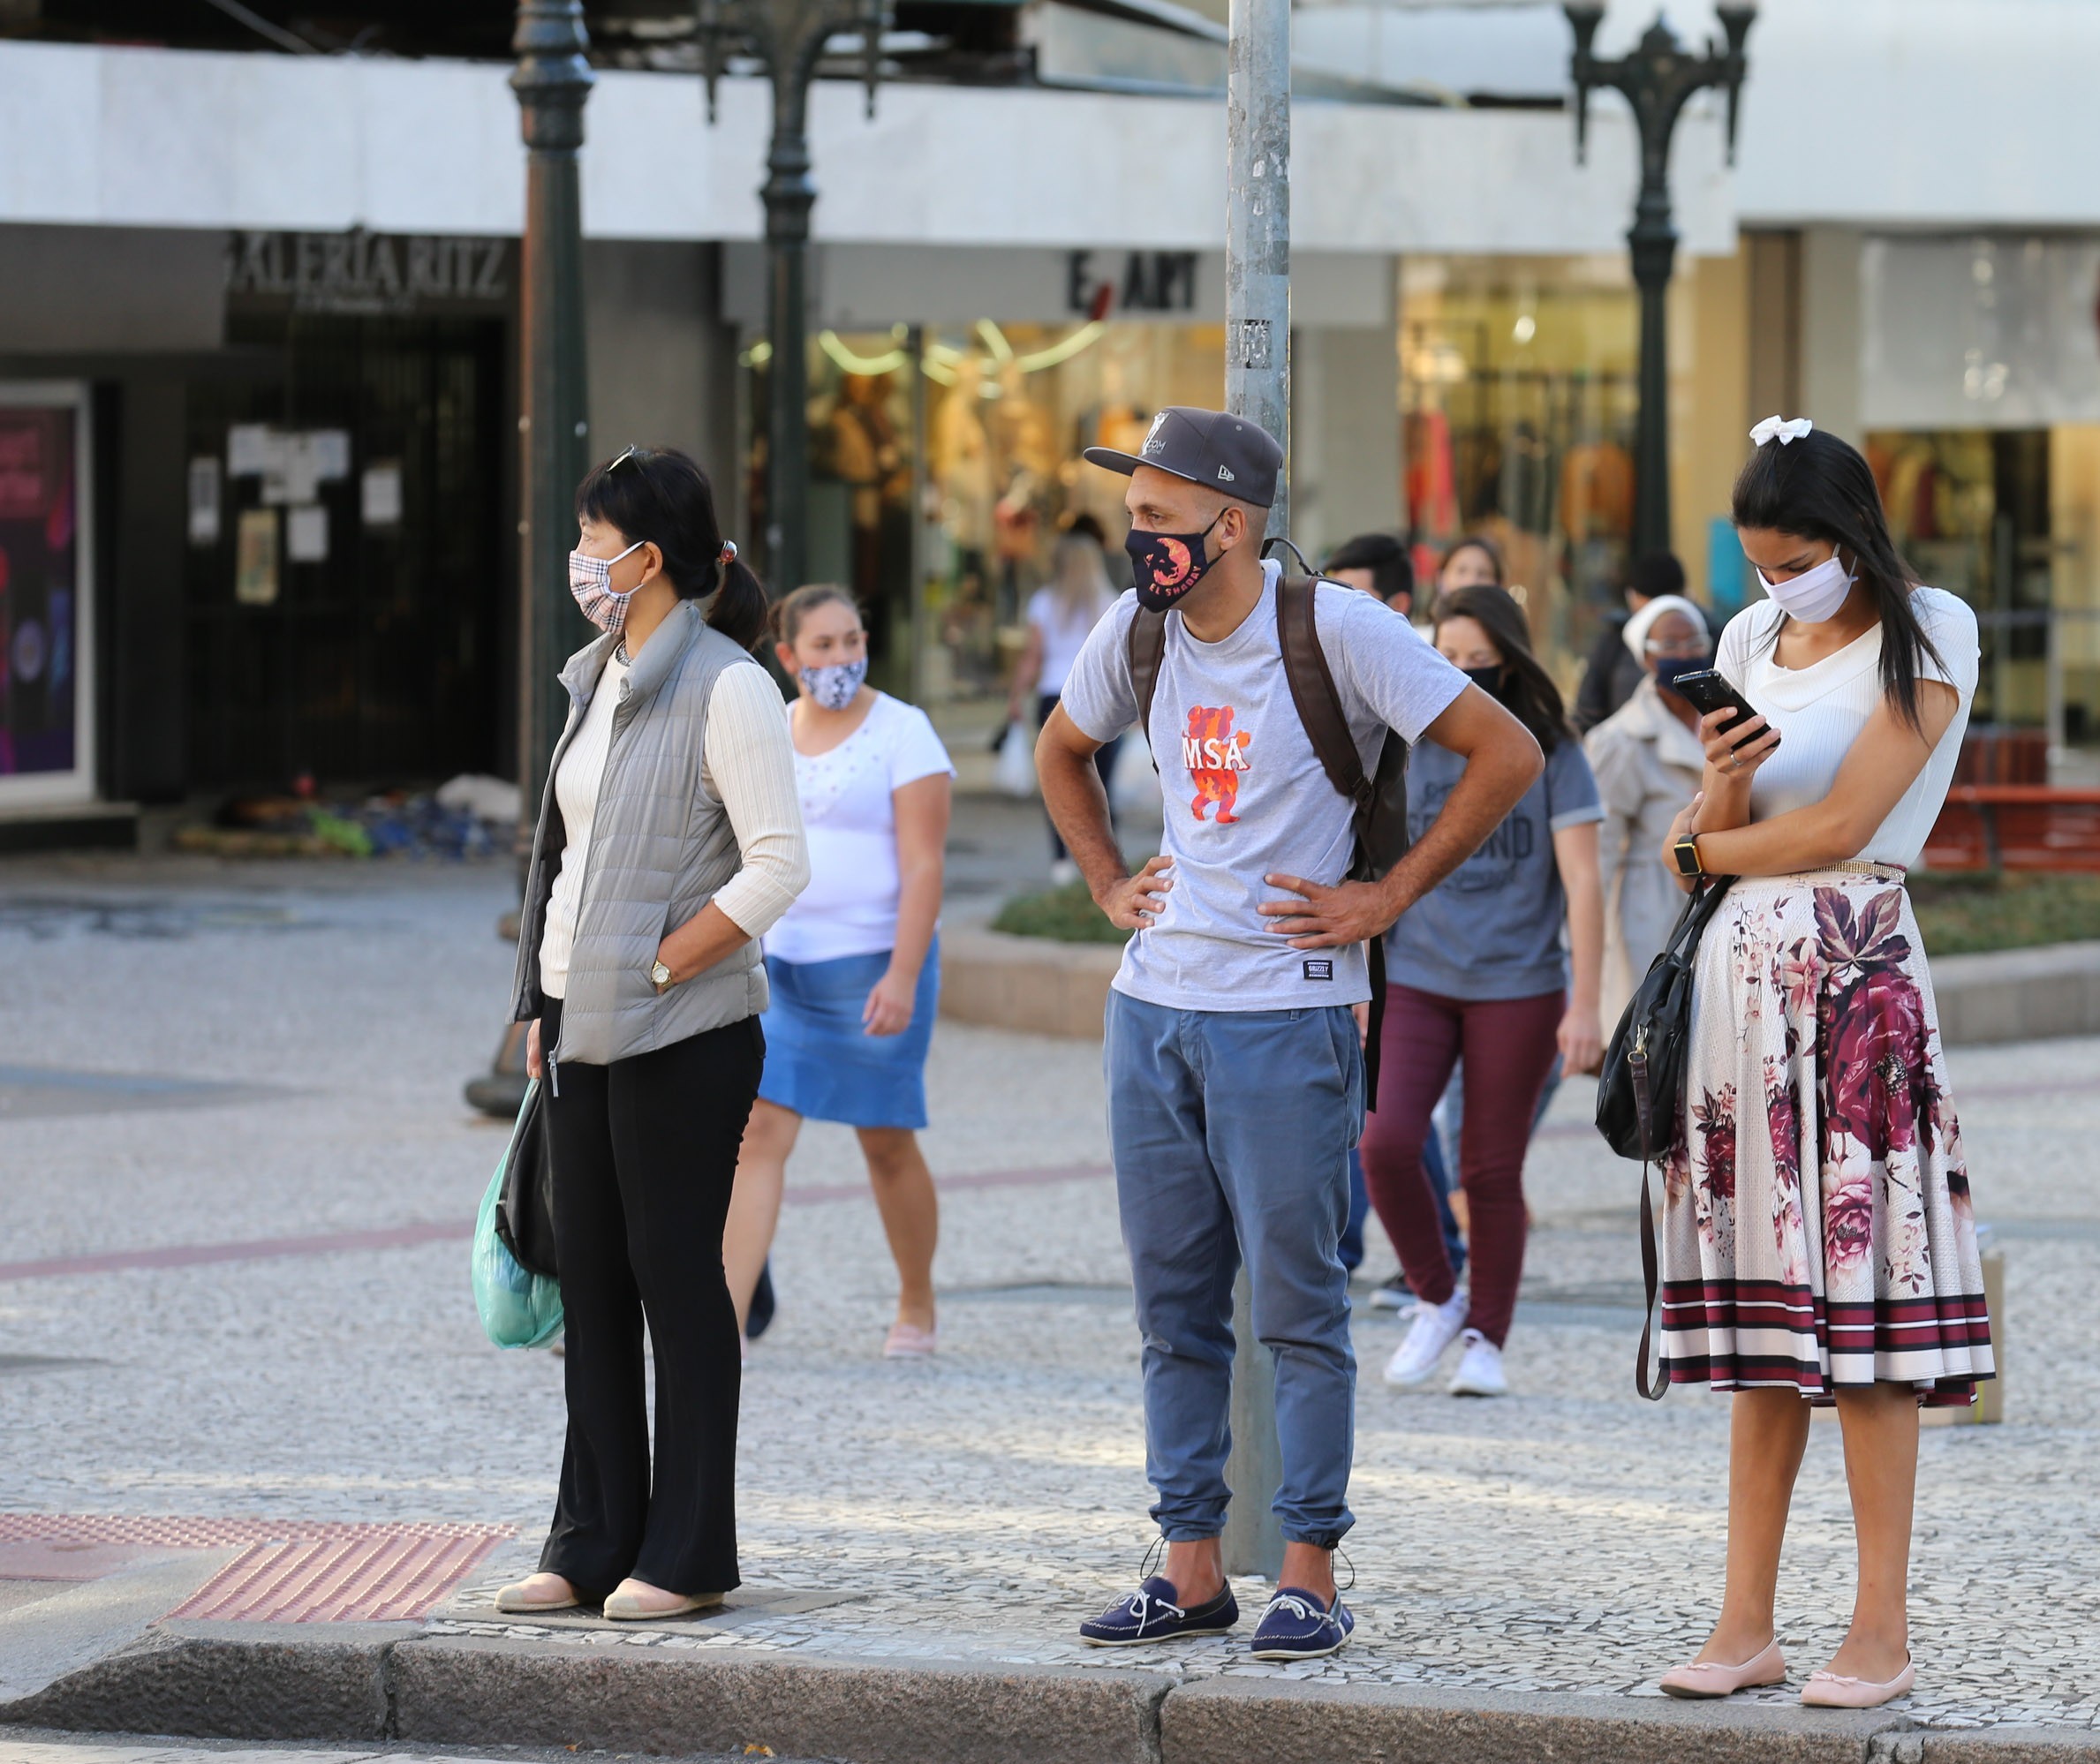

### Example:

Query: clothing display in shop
xmin=1560 ymin=441 xmax=1635 ymax=541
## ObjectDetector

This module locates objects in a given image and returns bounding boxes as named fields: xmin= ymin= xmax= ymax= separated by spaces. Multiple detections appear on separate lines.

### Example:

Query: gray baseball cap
xmin=1083 ymin=406 xmax=1282 ymax=508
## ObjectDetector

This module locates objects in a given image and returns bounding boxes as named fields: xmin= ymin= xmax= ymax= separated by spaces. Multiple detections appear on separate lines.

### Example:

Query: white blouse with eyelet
xmin=1715 ymin=586 xmax=1979 ymax=871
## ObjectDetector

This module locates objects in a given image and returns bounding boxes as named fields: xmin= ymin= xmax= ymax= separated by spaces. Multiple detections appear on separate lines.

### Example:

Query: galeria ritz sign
xmin=226 ymin=230 xmax=513 ymax=316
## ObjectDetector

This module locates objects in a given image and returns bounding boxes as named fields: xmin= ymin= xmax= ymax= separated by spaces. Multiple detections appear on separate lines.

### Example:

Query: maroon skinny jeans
xmin=1359 ymin=983 xmax=1564 ymax=1348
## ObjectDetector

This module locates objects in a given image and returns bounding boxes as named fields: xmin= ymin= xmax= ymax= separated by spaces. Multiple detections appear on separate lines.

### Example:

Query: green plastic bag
xmin=472 ymin=1082 xmax=564 ymax=1349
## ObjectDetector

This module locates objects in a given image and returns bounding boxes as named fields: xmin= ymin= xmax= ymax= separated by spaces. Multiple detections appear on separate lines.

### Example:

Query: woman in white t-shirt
xmin=1651 ymin=421 xmax=1993 ymax=1711
xmin=723 ymin=584 xmax=956 ymax=1358
xmin=1008 ymin=531 xmax=1118 ymax=881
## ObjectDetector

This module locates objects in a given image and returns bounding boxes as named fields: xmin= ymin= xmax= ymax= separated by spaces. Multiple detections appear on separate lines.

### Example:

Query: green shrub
xmin=991 ymin=880 xmax=1130 ymax=945
xmin=1911 ymin=871 xmax=2100 ymax=955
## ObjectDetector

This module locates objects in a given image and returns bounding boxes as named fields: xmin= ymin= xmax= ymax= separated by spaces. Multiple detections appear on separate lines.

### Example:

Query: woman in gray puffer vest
xmin=496 ymin=447 xmax=810 ymax=1623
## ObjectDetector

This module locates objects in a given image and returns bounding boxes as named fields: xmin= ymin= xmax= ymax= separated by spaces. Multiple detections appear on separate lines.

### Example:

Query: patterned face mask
xmin=798 ymin=657 xmax=868 ymax=711
xmin=567 ymin=539 xmax=647 ymax=633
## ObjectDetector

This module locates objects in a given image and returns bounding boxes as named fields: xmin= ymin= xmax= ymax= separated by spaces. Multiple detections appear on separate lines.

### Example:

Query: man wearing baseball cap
xmin=1039 ymin=406 xmax=1541 ymax=1659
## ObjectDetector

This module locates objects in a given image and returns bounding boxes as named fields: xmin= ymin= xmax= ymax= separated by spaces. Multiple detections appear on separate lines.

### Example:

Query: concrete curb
xmin=11 ymin=1625 xmax=2100 ymax=1762
xmin=940 ymin=928 xmax=2100 ymax=1048
xmin=1931 ymin=939 xmax=2100 ymax=1044
xmin=939 ymin=924 xmax=1122 ymax=1039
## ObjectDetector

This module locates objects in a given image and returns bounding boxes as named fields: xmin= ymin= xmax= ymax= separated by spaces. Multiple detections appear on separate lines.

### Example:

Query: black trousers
xmin=1039 ymin=690 xmax=1120 ymax=863
xmin=536 ymin=997 xmax=763 ymax=1597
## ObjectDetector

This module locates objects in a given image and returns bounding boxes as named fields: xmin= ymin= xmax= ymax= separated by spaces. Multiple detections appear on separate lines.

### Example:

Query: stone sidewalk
xmin=2 ymin=853 xmax=2098 ymax=1757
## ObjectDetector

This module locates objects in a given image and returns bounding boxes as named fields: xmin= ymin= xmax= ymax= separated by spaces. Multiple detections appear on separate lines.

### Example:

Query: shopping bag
xmin=993 ymin=718 xmax=1037 ymax=798
xmin=472 ymin=1082 xmax=563 ymax=1349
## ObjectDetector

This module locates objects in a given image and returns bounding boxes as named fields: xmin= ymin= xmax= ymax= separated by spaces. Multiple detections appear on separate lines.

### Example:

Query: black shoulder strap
xmin=1128 ymin=607 xmax=1167 ymax=754
xmin=1276 ymin=574 xmax=1371 ymax=823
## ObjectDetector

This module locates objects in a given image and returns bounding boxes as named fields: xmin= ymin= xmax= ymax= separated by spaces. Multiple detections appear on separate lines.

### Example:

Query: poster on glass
xmin=0 ymin=383 xmax=94 ymax=809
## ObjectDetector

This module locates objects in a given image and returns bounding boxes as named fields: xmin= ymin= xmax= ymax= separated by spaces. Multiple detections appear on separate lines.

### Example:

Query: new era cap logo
xmin=1217 ymin=464 xmax=1235 ymax=481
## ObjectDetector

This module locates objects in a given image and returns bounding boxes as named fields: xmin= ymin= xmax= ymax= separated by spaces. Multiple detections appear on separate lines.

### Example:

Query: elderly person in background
xmin=1582 ymin=592 xmax=1711 ymax=1021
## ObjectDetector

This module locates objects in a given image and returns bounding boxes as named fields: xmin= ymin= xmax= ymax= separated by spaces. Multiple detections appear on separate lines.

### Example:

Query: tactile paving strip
xmin=0 ymin=1514 xmax=513 ymax=1622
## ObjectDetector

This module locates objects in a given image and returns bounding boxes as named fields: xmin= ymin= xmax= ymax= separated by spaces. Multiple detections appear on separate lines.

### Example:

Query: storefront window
xmin=751 ymin=320 xmax=1223 ymax=706
xmin=0 ymin=385 xmax=91 ymax=806
xmin=1400 ymin=256 xmax=1637 ymax=682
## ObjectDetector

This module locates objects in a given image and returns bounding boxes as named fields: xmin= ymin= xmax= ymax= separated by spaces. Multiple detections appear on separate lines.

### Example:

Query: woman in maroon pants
xmin=1360 ymin=584 xmax=1605 ymax=1398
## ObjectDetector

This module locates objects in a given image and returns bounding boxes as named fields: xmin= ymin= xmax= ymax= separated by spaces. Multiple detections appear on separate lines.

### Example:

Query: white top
xmin=1027 ymin=586 xmax=1112 ymax=697
xmin=1716 ymin=586 xmax=1979 ymax=870
xmin=764 ymin=692 xmax=955 ymax=967
xmin=540 ymin=658 xmax=804 ymax=999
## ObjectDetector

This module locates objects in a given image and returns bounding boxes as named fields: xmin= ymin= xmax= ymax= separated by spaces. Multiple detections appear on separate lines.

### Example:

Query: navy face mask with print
xmin=1652 ymin=653 xmax=1712 ymax=697
xmin=1125 ymin=511 xmax=1225 ymax=614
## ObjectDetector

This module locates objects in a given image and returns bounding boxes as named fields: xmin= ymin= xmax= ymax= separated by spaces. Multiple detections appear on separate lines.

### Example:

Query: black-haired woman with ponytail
xmin=497 ymin=445 xmax=810 ymax=1623
xmin=1651 ymin=419 xmax=1992 ymax=1710
xmin=1360 ymin=583 xmax=1606 ymax=1400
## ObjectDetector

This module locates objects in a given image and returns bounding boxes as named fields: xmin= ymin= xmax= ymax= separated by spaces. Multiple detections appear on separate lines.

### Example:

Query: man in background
xmin=1574 ymin=551 xmax=1685 ymax=731
xmin=1323 ymin=531 xmax=1416 ymax=620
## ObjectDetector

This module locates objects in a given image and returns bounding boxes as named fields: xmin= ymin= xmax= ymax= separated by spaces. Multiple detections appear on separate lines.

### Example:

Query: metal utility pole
xmin=465 ymin=2 xmax=593 ymax=1121
xmin=1566 ymin=4 xmax=1754 ymax=559
xmin=1220 ymin=0 xmax=1290 ymax=1586
xmin=512 ymin=0 xmax=595 ymax=822
xmin=698 ymin=0 xmax=889 ymax=599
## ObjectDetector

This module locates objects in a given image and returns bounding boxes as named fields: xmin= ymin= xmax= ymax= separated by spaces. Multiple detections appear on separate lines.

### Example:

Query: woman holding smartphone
xmin=1653 ymin=419 xmax=1993 ymax=1708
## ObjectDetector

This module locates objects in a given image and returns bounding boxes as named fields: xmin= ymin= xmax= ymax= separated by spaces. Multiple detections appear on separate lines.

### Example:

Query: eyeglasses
xmin=608 ymin=444 xmax=644 ymax=473
xmin=1645 ymin=634 xmax=1710 ymax=657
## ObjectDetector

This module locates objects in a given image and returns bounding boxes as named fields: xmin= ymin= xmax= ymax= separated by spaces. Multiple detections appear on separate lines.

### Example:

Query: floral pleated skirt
xmin=1659 ymin=868 xmax=1995 ymax=1406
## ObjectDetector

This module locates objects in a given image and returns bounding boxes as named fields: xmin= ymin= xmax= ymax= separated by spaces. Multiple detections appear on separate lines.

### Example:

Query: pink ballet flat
xmin=1658 ymin=1639 xmax=1787 ymax=1699
xmin=1802 ymin=1658 xmax=1914 ymax=1708
xmin=884 ymin=1321 xmax=938 ymax=1359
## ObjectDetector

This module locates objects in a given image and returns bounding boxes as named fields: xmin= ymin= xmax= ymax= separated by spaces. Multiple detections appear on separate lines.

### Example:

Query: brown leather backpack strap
xmin=1276 ymin=575 xmax=1372 ymax=823
xmin=1127 ymin=606 xmax=1167 ymax=762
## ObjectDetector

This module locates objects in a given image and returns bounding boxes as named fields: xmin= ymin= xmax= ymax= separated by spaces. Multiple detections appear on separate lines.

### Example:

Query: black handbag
xmin=495 ymin=1079 xmax=559 ymax=1279
xmin=1595 ymin=873 xmax=1734 ymax=1399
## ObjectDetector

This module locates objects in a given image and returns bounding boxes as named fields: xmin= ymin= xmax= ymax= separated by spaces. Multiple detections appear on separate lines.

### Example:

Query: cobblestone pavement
xmin=2 ymin=848 xmax=2097 ymax=1731
xmin=0 ymin=1740 xmax=718 ymax=1763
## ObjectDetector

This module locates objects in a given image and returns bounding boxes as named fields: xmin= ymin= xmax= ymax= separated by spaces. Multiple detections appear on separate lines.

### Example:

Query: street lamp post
xmin=698 ymin=0 xmax=889 ymax=599
xmin=1566 ymin=4 xmax=1754 ymax=559
xmin=1219 ymin=0 xmax=1290 ymax=1585
xmin=512 ymin=0 xmax=595 ymax=828
xmin=466 ymin=2 xmax=594 ymax=1121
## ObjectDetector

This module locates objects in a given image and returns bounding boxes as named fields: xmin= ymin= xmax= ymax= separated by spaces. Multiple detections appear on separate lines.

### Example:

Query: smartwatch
xmin=650 ymin=959 xmax=674 ymax=994
xmin=1671 ymin=833 xmax=1703 ymax=879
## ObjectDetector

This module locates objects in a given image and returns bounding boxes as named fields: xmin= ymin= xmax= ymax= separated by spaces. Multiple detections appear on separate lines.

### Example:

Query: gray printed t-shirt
xmin=1383 ymin=734 xmax=1604 ymax=1002
xmin=1060 ymin=563 xmax=1469 ymax=1012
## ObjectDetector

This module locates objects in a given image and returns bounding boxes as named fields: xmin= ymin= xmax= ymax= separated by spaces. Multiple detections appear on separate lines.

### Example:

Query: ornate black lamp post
xmin=465 ymin=2 xmax=595 ymax=1119
xmin=697 ymin=0 xmax=889 ymax=599
xmin=1566 ymin=4 xmax=1754 ymax=559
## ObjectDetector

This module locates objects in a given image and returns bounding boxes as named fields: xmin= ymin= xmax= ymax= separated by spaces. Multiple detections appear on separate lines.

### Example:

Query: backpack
xmin=1126 ymin=548 xmax=1411 ymax=1103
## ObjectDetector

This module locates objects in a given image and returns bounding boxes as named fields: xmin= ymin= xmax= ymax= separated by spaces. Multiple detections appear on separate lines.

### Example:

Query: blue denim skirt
xmin=756 ymin=939 xmax=940 ymax=1130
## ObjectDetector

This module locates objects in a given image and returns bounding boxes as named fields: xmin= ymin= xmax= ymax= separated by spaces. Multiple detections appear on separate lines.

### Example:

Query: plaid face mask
xmin=567 ymin=539 xmax=646 ymax=633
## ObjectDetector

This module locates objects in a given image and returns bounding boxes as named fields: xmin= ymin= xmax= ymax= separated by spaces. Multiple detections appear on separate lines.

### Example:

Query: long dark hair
xmin=575 ymin=446 xmax=767 ymax=650
xmin=1731 ymin=428 xmax=1942 ymax=729
xmin=1440 ymin=535 xmax=1506 ymax=587
xmin=1432 ymin=583 xmax=1570 ymax=754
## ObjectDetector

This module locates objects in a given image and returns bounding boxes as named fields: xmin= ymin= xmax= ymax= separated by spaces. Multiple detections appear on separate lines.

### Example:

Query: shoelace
xmin=1122 ymin=1587 xmax=1186 ymax=1628
xmin=1260 ymin=1591 xmax=1325 ymax=1625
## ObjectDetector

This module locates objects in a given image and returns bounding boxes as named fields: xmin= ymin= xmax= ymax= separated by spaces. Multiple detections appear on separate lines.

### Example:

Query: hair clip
xmin=719 ymin=539 xmax=738 ymax=563
xmin=1749 ymin=415 xmax=1814 ymax=448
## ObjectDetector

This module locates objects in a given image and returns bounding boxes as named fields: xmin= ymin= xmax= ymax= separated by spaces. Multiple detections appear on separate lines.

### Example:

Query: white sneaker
xmin=1381 ymin=1290 xmax=1469 ymax=1387
xmin=1447 ymin=1328 xmax=1508 ymax=1398
xmin=1050 ymin=858 xmax=1080 ymax=887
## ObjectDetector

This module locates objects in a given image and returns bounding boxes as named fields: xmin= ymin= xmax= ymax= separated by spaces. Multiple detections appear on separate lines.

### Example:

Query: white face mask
xmin=1756 ymin=551 xmax=1854 ymax=624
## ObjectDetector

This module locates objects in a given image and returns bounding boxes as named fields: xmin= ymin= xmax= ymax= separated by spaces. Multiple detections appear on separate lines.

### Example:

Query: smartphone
xmin=1668 ymin=669 xmax=1776 ymax=747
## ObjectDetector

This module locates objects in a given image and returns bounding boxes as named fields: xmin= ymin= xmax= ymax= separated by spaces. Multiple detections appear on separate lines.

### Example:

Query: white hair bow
xmin=1749 ymin=414 xmax=1814 ymax=448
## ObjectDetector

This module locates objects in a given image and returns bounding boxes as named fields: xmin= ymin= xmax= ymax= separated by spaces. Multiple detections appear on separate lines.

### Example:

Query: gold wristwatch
xmin=1672 ymin=833 xmax=1703 ymax=878
xmin=650 ymin=959 xmax=674 ymax=994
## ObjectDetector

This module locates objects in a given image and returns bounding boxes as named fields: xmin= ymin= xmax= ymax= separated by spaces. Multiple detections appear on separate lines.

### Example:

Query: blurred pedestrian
xmin=499 ymin=446 xmax=810 ymax=1623
xmin=725 ymin=584 xmax=955 ymax=1359
xmin=1362 ymin=584 xmax=1605 ymax=1399
xmin=1437 ymin=535 xmax=1505 ymax=595
xmin=1583 ymin=592 xmax=1711 ymax=1020
xmin=1575 ymin=551 xmax=1685 ymax=732
xmin=1654 ymin=419 xmax=1990 ymax=1707
xmin=1039 ymin=405 xmax=1539 ymax=1659
xmin=1008 ymin=531 xmax=1119 ymax=884
xmin=1322 ymin=531 xmax=1416 ymax=618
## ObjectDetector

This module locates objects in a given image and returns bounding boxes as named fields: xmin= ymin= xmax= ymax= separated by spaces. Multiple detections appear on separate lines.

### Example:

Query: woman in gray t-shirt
xmin=1362 ymin=584 xmax=1605 ymax=1398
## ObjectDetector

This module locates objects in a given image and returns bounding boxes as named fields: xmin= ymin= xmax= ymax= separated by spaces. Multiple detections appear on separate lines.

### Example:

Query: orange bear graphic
xmin=1182 ymin=705 xmax=1253 ymax=824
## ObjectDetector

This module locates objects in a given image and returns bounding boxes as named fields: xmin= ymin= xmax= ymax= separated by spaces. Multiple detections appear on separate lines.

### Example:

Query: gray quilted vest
xmin=511 ymin=599 xmax=773 ymax=1066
